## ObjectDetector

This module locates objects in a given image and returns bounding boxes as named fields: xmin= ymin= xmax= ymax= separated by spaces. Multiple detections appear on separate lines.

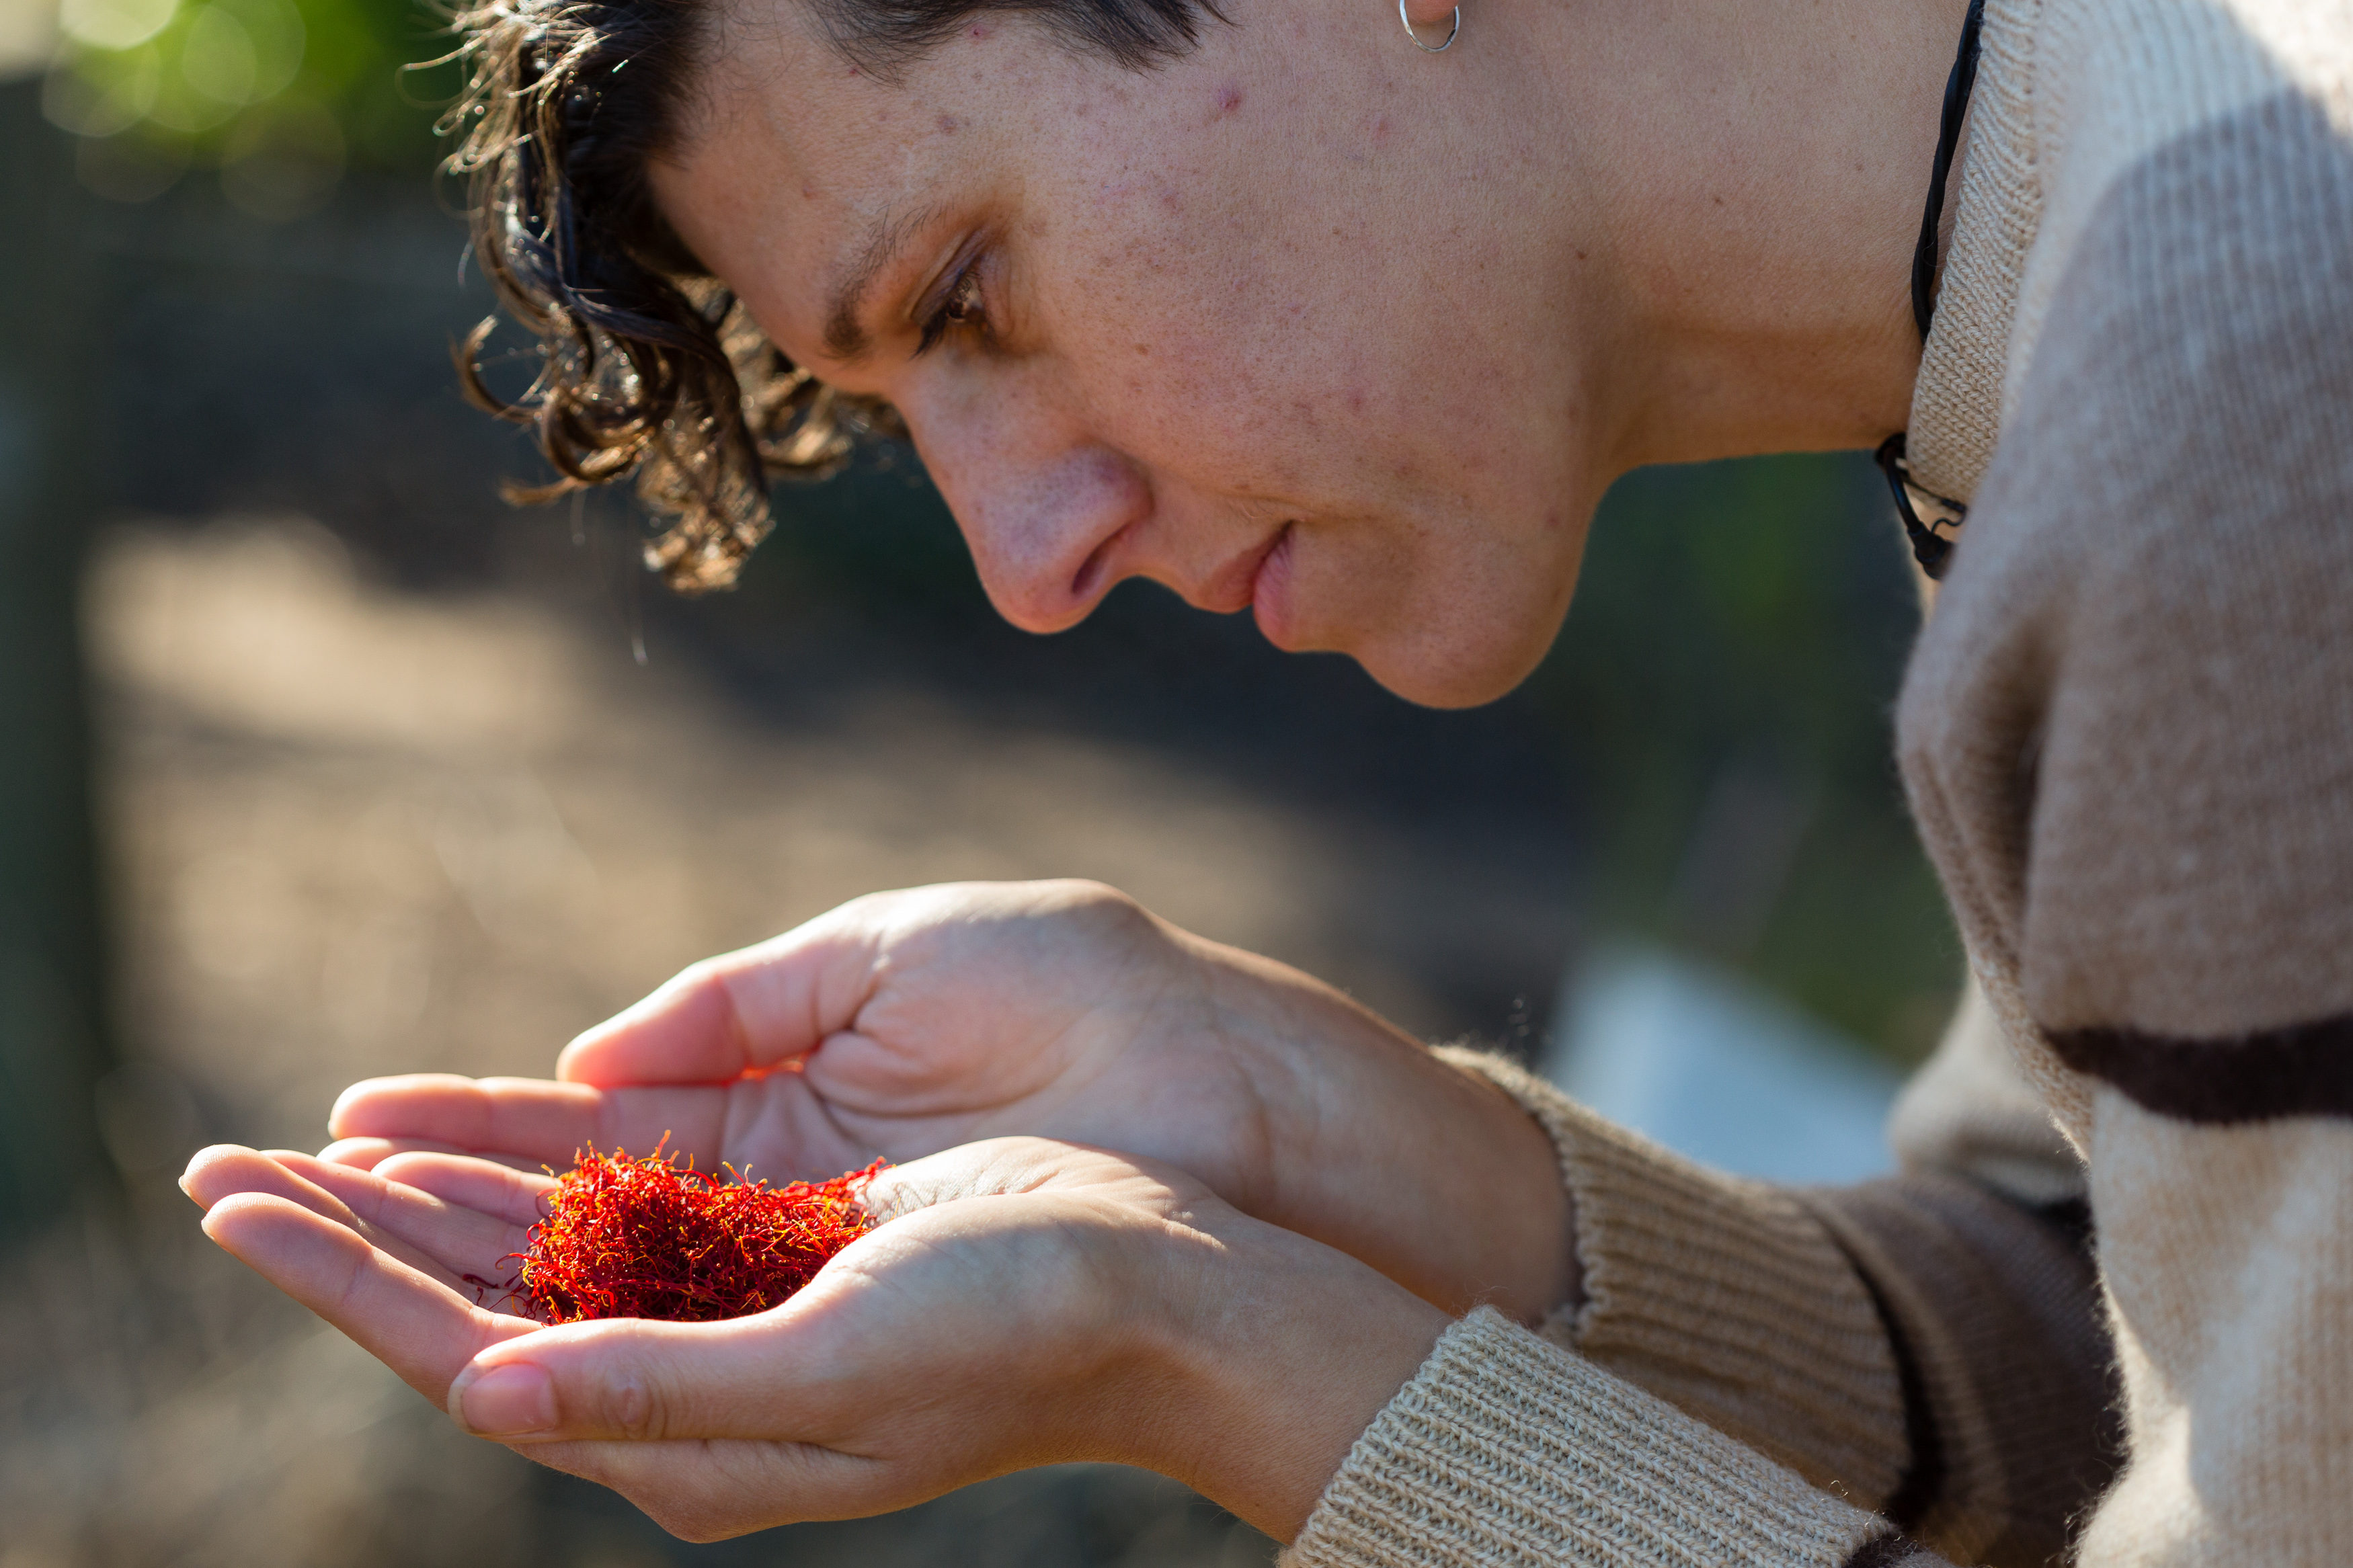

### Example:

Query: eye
xmin=916 ymin=263 xmax=990 ymax=356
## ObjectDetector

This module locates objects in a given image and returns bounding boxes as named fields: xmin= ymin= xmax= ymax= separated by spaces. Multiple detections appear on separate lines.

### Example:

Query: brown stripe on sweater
xmin=1838 ymin=1253 xmax=1944 ymax=1534
xmin=2048 ymin=1012 xmax=2353 ymax=1124
xmin=1805 ymin=1177 xmax=2119 ymax=1566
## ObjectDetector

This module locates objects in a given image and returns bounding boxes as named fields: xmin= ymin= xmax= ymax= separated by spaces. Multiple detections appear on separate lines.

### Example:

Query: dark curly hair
xmin=441 ymin=0 xmax=1222 ymax=591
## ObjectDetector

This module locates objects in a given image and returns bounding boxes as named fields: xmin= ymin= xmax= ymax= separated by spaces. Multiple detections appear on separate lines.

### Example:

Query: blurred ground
xmin=91 ymin=519 xmax=1574 ymax=1147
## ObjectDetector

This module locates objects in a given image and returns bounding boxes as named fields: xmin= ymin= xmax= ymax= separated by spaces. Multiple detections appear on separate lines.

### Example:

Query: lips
xmin=1194 ymin=524 xmax=1291 ymax=616
xmin=1248 ymin=522 xmax=1299 ymax=647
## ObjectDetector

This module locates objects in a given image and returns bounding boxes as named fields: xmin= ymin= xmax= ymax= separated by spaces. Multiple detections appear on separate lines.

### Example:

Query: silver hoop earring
xmin=1399 ymin=0 xmax=1460 ymax=51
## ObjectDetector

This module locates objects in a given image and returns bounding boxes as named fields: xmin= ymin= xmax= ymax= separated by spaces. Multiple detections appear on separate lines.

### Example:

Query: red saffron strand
xmin=497 ymin=1139 xmax=885 ymax=1325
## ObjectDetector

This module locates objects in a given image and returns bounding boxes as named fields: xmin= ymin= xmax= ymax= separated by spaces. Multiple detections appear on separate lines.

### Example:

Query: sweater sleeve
xmin=1895 ymin=73 xmax=2353 ymax=1568
xmin=1284 ymin=1308 xmax=1945 ymax=1568
xmin=1416 ymin=1050 xmax=2115 ymax=1567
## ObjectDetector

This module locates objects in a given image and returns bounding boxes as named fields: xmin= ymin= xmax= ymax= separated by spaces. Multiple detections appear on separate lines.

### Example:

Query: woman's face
xmin=651 ymin=0 xmax=1612 ymax=707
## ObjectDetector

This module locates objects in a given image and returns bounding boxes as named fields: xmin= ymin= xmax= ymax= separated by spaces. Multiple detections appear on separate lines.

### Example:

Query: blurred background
xmin=0 ymin=0 xmax=1961 ymax=1559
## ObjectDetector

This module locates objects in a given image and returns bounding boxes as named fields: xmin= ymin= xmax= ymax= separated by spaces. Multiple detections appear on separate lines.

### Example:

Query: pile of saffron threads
xmin=501 ymin=1141 xmax=886 ymax=1325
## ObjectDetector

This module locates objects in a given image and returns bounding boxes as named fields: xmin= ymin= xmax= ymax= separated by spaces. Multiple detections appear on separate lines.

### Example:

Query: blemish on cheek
xmin=937 ymin=114 xmax=961 ymax=133
xmin=1215 ymin=83 xmax=1243 ymax=114
xmin=802 ymin=183 xmax=818 ymax=200
xmin=969 ymin=22 xmax=990 ymax=38
xmin=1371 ymin=114 xmax=1390 ymax=142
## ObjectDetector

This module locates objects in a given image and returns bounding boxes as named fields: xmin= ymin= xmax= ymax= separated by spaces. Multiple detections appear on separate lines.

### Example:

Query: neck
xmin=1531 ymin=0 xmax=1966 ymax=476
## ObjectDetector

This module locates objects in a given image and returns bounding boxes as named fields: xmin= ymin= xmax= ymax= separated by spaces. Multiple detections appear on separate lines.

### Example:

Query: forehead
xmin=651 ymin=9 xmax=1102 ymax=357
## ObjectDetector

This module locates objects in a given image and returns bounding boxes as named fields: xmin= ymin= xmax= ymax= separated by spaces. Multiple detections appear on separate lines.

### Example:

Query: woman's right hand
xmin=184 ymin=1135 xmax=1453 ymax=1544
xmin=325 ymin=879 xmax=1573 ymax=1321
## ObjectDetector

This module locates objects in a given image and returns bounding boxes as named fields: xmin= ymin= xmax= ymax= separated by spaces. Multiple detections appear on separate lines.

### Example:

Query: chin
xmin=1353 ymin=630 xmax=1554 ymax=710
xmin=1265 ymin=516 xmax=1582 ymax=709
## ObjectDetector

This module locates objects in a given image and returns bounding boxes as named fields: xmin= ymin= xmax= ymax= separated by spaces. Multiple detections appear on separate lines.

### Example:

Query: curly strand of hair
xmin=431 ymin=0 xmax=863 ymax=593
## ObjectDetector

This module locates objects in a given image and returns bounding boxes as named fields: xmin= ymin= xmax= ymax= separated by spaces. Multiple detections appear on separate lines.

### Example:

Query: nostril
xmin=1070 ymin=537 xmax=1117 ymax=606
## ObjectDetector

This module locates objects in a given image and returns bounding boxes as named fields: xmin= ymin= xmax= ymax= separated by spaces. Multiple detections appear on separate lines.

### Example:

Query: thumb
xmin=557 ymin=918 xmax=885 ymax=1088
xmin=444 ymin=1310 xmax=850 ymax=1444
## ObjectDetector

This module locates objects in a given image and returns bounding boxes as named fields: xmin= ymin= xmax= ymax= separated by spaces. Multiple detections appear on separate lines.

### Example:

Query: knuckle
xmin=600 ymin=1369 xmax=662 ymax=1440
xmin=1061 ymin=876 xmax=1132 ymax=909
xmin=1043 ymin=877 xmax=1146 ymax=932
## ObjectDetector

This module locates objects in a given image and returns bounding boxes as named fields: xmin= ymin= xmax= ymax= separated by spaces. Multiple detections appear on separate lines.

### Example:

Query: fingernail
xmin=450 ymin=1362 xmax=557 ymax=1437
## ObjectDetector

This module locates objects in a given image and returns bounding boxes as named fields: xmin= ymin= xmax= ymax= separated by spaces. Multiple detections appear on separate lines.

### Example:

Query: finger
xmin=327 ymin=1075 xmax=726 ymax=1167
xmin=182 ymin=1145 xmax=362 ymax=1228
xmin=446 ymin=1296 xmax=869 ymax=1446
xmin=556 ymin=915 xmax=883 ymax=1088
xmin=202 ymin=1192 xmax=537 ymax=1405
xmin=262 ymin=1149 xmax=536 ymax=1287
xmin=184 ymin=1145 xmax=473 ymax=1288
xmin=321 ymin=1135 xmax=457 ymax=1171
xmin=373 ymin=1151 xmax=557 ymax=1229
xmin=319 ymin=1137 xmax=551 ymax=1175
xmin=328 ymin=1073 xmax=602 ymax=1151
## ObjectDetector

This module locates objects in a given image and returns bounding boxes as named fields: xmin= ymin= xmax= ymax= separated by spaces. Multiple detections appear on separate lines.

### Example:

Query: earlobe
xmin=1398 ymin=0 xmax=1463 ymax=52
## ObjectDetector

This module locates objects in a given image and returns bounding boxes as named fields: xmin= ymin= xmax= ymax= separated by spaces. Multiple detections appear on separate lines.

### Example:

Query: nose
xmin=902 ymin=384 xmax=1151 ymax=634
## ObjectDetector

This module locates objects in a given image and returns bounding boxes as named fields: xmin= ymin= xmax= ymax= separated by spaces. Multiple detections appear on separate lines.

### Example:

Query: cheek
xmin=1041 ymin=210 xmax=1381 ymax=494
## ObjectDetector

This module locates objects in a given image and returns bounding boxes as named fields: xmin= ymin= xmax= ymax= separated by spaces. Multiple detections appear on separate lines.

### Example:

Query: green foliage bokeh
xmin=1537 ymin=455 xmax=1960 ymax=1059
xmin=42 ymin=0 xmax=453 ymax=210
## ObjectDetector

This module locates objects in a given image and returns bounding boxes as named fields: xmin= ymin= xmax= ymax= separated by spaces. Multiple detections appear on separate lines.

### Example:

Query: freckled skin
xmin=652 ymin=0 xmax=1955 ymax=706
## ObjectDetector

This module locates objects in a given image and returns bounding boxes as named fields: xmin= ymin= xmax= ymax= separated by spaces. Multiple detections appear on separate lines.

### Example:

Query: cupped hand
xmin=182 ymin=1137 xmax=1448 ymax=1542
xmin=325 ymin=880 xmax=1572 ymax=1320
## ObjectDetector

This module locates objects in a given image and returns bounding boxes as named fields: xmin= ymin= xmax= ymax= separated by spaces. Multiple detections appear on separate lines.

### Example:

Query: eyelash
xmin=916 ymin=261 xmax=990 ymax=356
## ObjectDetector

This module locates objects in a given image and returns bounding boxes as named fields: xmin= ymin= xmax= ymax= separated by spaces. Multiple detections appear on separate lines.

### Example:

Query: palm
xmin=177 ymin=1138 xmax=1232 ymax=1528
xmin=327 ymin=882 xmax=1272 ymax=1206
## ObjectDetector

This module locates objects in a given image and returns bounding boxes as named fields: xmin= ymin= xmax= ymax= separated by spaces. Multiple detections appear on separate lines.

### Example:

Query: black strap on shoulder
xmin=1879 ymin=0 xmax=1985 ymax=581
xmin=1910 ymin=0 xmax=1986 ymax=341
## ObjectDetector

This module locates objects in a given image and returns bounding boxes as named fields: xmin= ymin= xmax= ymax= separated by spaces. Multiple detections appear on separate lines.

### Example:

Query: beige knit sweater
xmin=1285 ymin=0 xmax=2353 ymax=1563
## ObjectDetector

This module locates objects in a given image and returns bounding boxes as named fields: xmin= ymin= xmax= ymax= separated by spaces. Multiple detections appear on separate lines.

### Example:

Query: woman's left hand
xmin=180 ymin=1137 xmax=1448 ymax=1542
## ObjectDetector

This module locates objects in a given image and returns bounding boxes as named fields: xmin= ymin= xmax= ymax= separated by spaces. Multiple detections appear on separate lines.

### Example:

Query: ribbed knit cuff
xmin=1433 ymin=1048 xmax=1908 ymax=1506
xmin=1284 ymin=1307 xmax=1899 ymax=1568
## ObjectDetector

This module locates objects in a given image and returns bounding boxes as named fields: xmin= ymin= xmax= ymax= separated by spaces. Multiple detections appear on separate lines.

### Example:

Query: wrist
xmin=1142 ymin=1206 xmax=1450 ymax=1542
xmin=1199 ymin=948 xmax=1577 ymax=1321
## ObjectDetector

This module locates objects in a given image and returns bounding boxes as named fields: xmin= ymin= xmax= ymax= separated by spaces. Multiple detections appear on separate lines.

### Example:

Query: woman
xmin=181 ymin=0 xmax=2353 ymax=1561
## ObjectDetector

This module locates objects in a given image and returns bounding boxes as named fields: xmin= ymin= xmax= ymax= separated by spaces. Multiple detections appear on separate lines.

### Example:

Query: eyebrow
xmin=821 ymin=204 xmax=934 ymax=364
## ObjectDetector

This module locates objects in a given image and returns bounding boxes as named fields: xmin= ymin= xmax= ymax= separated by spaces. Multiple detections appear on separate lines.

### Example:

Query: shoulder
xmin=1929 ymin=77 xmax=2352 ymax=655
xmin=1995 ymin=0 xmax=2353 ymax=425
xmin=1896 ymin=65 xmax=2353 ymax=1043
